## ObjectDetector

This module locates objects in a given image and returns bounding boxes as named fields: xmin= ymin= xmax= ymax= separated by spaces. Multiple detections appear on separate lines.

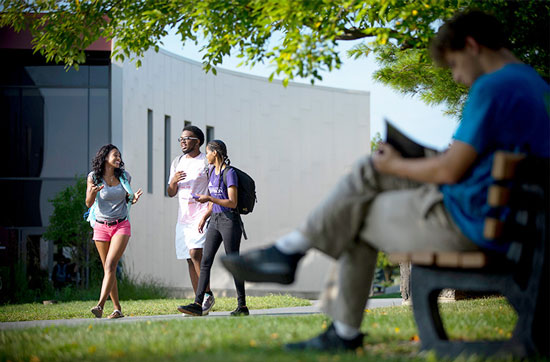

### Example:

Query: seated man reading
xmin=222 ymin=10 xmax=550 ymax=351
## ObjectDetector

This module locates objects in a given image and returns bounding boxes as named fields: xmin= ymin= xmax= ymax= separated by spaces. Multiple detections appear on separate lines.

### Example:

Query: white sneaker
xmin=202 ymin=293 xmax=215 ymax=315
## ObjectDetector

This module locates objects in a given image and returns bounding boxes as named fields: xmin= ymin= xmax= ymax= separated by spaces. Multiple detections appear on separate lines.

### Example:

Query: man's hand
xmin=170 ymin=171 xmax=186 ymax=185
xmin=198 ymin=216 xmax=208 ymax=233
xmin=372 ymin=143 xmax=403 ymax=175
xmin=167 ymin=171 xmax=187 ymax=197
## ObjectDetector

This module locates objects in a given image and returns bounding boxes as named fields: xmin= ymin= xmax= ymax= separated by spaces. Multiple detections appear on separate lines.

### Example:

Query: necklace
xmin=105 ymin=174 xmax=115 ymax=184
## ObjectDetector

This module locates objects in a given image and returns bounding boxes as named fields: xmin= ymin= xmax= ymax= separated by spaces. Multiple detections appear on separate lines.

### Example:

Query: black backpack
xmin=220 ymin=166 xmax=257 ymax=215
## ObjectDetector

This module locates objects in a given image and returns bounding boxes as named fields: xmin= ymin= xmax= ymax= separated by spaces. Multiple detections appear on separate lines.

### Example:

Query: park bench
xmin=389 ymin=151 xmax=549 ymax=358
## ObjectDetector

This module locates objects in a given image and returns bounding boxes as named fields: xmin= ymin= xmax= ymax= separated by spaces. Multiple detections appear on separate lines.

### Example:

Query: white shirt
xmin=168 ymin=153 xmax=210 ymax=224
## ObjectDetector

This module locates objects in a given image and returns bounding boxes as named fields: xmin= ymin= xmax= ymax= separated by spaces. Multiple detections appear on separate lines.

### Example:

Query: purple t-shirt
xmin=208 ymin=166 xmax=238 ymax=214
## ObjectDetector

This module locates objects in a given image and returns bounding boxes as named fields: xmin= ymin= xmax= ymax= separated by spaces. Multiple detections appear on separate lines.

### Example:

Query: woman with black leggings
xmin=177 ymin=139 xmax=248 ymax=316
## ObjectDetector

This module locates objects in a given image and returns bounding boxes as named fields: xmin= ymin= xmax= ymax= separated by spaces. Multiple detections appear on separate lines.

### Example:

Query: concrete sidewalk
xmin=0 ymin=298 xmax=402 ymax=330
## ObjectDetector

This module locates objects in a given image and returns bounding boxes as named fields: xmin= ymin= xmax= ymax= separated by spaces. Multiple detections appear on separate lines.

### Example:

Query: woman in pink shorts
xmin=86 ymin=144 xmax=143 ymax=319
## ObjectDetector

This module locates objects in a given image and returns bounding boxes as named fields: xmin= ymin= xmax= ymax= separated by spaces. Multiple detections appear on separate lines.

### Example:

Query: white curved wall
xmin=113 ymin=48 xmax=370 ymax=298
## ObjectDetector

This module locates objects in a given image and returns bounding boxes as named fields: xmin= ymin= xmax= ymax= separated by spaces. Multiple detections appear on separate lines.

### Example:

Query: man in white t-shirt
xmin=167 ymin=126 xmax=215 ymax=314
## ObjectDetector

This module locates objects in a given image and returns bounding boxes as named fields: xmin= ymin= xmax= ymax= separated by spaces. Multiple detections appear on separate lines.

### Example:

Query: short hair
xmin=430 ymin=10 xmax=507 ymax=67
xmin=182 ymin=125 xmax=205 ymax=146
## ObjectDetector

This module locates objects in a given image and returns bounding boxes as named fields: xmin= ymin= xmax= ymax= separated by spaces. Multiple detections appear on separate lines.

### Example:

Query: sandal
xmin=108 ymin=310 xmax=124 ymax=319
xmin=90 ymin=305 xmax=103 ymax=318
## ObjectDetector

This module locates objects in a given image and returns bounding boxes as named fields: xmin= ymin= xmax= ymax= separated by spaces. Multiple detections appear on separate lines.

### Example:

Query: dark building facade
xmin=0 ymin=27 xmax=112 ymax=295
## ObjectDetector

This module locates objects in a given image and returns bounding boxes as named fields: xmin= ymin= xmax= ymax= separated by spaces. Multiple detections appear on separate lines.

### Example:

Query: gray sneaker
xmin=202 ymin=293 xmax=215 ymax=315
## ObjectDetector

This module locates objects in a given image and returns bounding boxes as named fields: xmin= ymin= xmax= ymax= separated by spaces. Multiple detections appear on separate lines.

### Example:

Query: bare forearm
xmin=85 ymin=193 xmax=95 ymax=208
xmin=387 ymin=156 xmax=457 ymax=184
xmin=374 ymin=141 xmax=478 ymax=185
xmin=207 ymin=196 xmax=237 ymax=209
xmin=167 ymin=182 xmax=178 ymax=197
xmin=204 ymin=203 xmax=213 ymax=219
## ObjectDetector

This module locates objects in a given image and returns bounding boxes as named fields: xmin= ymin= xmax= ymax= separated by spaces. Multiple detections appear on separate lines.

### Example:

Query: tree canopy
xmin=1 ymin=0 xmax=548 ymax=116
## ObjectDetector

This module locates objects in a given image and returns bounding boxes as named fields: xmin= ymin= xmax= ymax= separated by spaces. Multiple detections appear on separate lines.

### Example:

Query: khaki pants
xmin=299 ymin=156 xmax=478 ymax=328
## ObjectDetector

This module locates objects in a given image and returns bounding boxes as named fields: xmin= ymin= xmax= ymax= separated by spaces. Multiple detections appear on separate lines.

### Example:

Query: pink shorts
xmin=93 ymin=219 xmax=131 ymax=242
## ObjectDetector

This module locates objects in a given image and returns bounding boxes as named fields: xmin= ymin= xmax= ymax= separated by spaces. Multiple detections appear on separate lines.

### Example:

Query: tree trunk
xmin=383 ymin=267 xmax=392 ymax=283
xmin=400 ymin=262 xmax=411 ymax=303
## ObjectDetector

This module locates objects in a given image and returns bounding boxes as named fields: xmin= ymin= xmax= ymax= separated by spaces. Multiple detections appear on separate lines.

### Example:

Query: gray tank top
xmin=88 ymin=171 xmax=131 ymax=221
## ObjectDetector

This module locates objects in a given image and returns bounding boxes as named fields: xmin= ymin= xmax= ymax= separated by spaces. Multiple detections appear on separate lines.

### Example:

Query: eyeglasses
xmin=178 ymin=137 xmax=199 ymax=143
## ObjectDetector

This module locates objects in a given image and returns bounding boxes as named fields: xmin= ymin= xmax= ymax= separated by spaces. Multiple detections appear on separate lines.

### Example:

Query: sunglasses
xmin=178 ymin=137 xmax=199 ymax=143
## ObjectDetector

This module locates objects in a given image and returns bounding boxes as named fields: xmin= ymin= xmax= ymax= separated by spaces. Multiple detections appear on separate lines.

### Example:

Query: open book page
xmin=385 ymin=119 xmax=438 ymax=158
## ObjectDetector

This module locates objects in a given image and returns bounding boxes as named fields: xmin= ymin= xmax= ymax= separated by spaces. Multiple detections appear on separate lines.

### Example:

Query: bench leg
xmin=409 ymin=270 xmax=447 ymax=344
xmin=509 ymin=251 xmax=549 ymax=357
xmin=533 ymin=255 xmax=549 ymax=356
xmin=410 ymin=265 xmax=532 ymax=358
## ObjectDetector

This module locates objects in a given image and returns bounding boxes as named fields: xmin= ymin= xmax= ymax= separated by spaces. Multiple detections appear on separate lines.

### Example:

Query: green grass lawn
xmin=0 ymin=294 xmax=310 ymax=322
xmin=371 ymin=292 xmax=402 ymax=299
xmin=0 ymin=297 xmax=521 ymax=361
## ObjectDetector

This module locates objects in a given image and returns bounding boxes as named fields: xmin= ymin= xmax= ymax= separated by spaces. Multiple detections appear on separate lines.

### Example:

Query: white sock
xmin=274 ymin=230 xmax=311 ymax=255
xmin=333 ymin=320 xmax=361 ymax=340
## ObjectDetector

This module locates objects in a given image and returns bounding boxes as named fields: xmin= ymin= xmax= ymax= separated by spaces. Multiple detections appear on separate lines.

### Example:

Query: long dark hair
xmin=207 ymin=140 xmax=230 ymax=166
xmin=91 ymin=144 xmax=125 ymax=185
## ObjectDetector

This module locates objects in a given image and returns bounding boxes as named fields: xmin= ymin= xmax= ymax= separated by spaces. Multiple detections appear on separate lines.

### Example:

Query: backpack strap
xmin=85 ymin=173 xmax=100 ymax=227
xmin=221 ymin=166 xmax=229 ymax=189
xmin=85 ymin=198 xmax=98 ymax=227
xmin=172 ymin=155 xmax=185 ymax=174
xmin=119 ymin=171 xmax=134 ymax=200
xmin=118 ymin=171 xmax=134 ymax=220
xmin=240 ymin=216 xmax=248 ymax=240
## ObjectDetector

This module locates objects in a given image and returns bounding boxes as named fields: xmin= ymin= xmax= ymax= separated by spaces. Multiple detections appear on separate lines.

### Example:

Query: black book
xmin=385 ymin=118 xmax=436 ymax=158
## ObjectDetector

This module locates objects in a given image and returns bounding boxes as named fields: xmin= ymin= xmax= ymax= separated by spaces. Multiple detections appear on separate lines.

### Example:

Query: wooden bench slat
xmin=488 ymin=185 xmax=511 ymax=207
xmin=435 ymin=252 xmax=460 ymax=267
xmin=492 ymin=151 xmax=525 ymax=180
xmin=388 ymin=252 xmax=410 ymax=265
xmin=388 ymin=252 xmax=489 ymax=268
xmin=388 ymin=251 xmax=489 ymax=268
xmin=460 ymin=252 xmax=488 ymax=268
xmin=411 ymin=252 xmax=436 ymax=265
xmin=484 ymin=217 xmax=504 ymax=239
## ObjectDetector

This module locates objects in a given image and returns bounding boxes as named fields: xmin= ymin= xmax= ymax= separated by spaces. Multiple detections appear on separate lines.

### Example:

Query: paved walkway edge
xmin=0 ymin=298 xmax=402 ymax=330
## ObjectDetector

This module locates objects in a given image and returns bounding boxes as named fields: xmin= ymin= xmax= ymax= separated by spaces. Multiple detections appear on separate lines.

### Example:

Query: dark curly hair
xmin=183 ymin=125 xmax=205 ymax=146
xmin=91 ymin=144 xmax=125 ymax=185
xmin=207 ymin=140 xmax=231 ymax=166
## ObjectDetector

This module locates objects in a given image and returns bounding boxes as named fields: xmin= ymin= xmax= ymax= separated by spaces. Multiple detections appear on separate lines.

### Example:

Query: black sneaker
xmin=221 ymin=246 xmax=304 ymax=285
xmin=285 ymin=323 xmax=364 ymax=352
xmin=177 ymin=303 xmax=203 ymax=316
xmin=202 ymin=293 xmax=215 ymax=315
xmin=230 ymin=306 xmax=249 ymax=316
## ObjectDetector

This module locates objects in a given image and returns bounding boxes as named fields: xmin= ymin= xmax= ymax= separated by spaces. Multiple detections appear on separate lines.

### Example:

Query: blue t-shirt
xmin=441 ymin=64 xmax=550 ymax=253
xmin=208 ymin=166 xmax=238 ymax=214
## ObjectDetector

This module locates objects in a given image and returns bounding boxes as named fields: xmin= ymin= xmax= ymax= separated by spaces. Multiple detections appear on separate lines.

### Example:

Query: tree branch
xmin=335 ymin=27 xmax=370 ymax=40
xmin=336 ymin=26 xmax=418 ymax=51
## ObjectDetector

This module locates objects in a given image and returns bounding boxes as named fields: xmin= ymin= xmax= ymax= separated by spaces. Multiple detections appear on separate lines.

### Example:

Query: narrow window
xmin=164 ymin=115 xmax=171 ymax=197
xmin=147 ymin=109 xmax=153 ymax=194
xmin=206 ymin=126 xmax=215 ymax=144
